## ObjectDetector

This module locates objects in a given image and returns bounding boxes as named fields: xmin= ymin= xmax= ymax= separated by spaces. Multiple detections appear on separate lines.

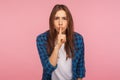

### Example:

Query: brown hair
xmin=47 ymin=4 xmax=75 ymax=59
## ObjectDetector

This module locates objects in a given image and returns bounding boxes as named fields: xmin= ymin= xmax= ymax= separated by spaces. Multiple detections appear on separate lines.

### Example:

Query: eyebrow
xmin=54 ymin=16 xmax=68 ymax=19
xmin=55 ymin=16 xmax=67 ymax=18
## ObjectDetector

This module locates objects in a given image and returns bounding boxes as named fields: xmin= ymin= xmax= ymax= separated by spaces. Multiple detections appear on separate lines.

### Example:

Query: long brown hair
xmin=47 ymin=4 xmax=75 ymax=59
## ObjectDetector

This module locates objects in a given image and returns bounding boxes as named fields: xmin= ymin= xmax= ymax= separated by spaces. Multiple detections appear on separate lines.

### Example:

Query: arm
xmin=77 ymin=35 xmax=86 ymax=79
xmin=36 ymin=36 xmax=57 ymax=74
xmin=49 ymin=27 xmax=66 ymax=66
xmin=36 ymin=30 xmax=65 ymax=73
xmin=49 ymin=44 xmax=60 ymax=66
xmin=78 ymin=78 xmax=82 ymax=80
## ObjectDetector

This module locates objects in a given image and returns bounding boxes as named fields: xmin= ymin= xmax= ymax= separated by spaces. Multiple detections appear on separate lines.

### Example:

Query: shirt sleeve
xmin=36 ymin=35 xmax=57 ymax=75
xmin=76 ymin=35 xmax=86 ymax=78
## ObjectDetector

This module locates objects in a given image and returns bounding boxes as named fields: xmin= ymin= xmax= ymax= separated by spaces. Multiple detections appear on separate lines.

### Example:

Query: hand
xmin=55 ymin=27 xmax=66 ymax=49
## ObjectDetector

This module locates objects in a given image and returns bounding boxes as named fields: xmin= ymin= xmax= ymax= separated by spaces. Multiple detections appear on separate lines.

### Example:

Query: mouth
xmin=58 ymin=28 xmax=66 ymax=34
xmin=58 ymin=27 xmax=62 ymax=31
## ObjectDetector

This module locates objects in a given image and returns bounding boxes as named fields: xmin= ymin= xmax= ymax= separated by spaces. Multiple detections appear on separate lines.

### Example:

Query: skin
xmin=49 ymin=10 xmax=82 ymax=80
xmin=54 ymin=10 xmax=68 ymax=34
xmin=54 ymin=10 xmax=67 ymax=48
xmin=49 ymin=10 xmax=67 ymax=68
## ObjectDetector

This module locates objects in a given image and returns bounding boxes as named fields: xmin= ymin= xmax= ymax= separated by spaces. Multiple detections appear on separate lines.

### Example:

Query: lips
xmin=59 ymin=27 xmax=63 ymax=30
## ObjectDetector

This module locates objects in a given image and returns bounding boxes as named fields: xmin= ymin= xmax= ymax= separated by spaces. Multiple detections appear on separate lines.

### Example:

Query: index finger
xmin=59 ymin=27 xmax=62 ymax=34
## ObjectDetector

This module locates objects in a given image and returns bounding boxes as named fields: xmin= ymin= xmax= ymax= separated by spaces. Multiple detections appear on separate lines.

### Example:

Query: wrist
xmin=54 ymin=44 xmax=60 ymax=50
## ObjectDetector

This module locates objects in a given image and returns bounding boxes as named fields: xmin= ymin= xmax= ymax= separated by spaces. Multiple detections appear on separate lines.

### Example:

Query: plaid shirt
xmin=36 ymin=30 xmax=86 ymax=80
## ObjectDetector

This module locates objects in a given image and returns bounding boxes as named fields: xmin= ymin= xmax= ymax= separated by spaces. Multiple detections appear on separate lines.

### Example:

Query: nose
xmin=59 ymin=19 xmax=63 ymax=26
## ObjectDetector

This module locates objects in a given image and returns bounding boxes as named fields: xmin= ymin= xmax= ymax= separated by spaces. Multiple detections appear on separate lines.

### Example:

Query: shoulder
xmin=73 ymin=32 xmax=84 ymax=42
xmin=37 ymin=30 xmax=49 ymax=40
xmin=73 ymin=32 xmax=84 ymax=50
xmin=36 ymin=30 xmax=49 ymax=44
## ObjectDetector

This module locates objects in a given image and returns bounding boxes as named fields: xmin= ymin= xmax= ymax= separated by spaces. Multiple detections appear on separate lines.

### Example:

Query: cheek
xmin=64 ymin=22 xmax=68 ymax=30
xmin=53 ymin=24 xmax=59 ymax=31
xmin=54 ymin=21 xmax=59 ymax=27
xmin=63 ymin=22 xmax=68 ymax=28
xmin=64 ymin=21 xmax=68 ymax=25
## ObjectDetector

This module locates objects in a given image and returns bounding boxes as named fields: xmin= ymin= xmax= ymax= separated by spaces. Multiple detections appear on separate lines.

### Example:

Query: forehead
xmin=55 ymin=10 xmax=67 ymax=17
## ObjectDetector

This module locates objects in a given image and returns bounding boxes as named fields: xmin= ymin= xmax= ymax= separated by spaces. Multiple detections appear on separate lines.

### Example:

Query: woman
xmin=36 ymin=4 xmax=86 ymax=80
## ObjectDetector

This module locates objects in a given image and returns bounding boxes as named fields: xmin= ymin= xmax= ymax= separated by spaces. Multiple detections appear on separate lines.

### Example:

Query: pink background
xmin=0 ymin=0 xmax=120 ymax=80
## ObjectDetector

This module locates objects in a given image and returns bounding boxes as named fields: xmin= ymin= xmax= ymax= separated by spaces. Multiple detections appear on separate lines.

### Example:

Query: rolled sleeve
xmin=77 ymin=35 xmax=86 ymax=78
xmin=36 ymin=35 xmax=57 ymax=75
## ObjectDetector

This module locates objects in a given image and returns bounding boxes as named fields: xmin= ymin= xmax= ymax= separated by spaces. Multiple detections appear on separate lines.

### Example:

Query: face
xmin=54 ymin=10 xmax=68 ymax=34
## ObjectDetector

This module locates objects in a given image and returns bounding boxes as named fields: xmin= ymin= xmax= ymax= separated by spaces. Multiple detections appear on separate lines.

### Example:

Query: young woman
xmin=36 ymin=4 xmax=86 ymax=80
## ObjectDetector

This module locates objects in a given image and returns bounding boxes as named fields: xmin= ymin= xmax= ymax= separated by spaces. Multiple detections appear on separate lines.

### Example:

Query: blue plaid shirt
xmin=36 ymin=30 xmax=86 ymax=80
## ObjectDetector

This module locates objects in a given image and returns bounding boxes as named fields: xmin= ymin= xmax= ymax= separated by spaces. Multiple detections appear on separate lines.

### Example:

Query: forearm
xmin=78 ymin=78 xmax=82 ymax=80
xmin=49 ymin=28 xmax=66 ymax=66
xmin=49 ymin=45 xmax=59 ymax=66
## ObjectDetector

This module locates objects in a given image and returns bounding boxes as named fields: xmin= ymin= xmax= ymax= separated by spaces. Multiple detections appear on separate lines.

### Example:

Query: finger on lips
xmin=59 ymin=27 xmax=62 ymax=35
xmin=58 ymin=27 xmax=66 ymax=43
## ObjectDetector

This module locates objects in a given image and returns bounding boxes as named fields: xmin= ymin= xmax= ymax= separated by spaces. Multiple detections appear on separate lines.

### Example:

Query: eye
xmin=54 ymin=17 xmax=59 ymax=20
xmin=62 ymin=17 xmax=67 ymax=20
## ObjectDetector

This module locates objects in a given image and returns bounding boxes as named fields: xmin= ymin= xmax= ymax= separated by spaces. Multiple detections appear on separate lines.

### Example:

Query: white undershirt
xmin=52 ymin=44 xmax=72 ymax=80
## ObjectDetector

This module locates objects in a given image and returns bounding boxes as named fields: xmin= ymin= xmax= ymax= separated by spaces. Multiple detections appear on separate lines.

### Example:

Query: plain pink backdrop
xmin=0 ymin=0 xmax=120 ymax=80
